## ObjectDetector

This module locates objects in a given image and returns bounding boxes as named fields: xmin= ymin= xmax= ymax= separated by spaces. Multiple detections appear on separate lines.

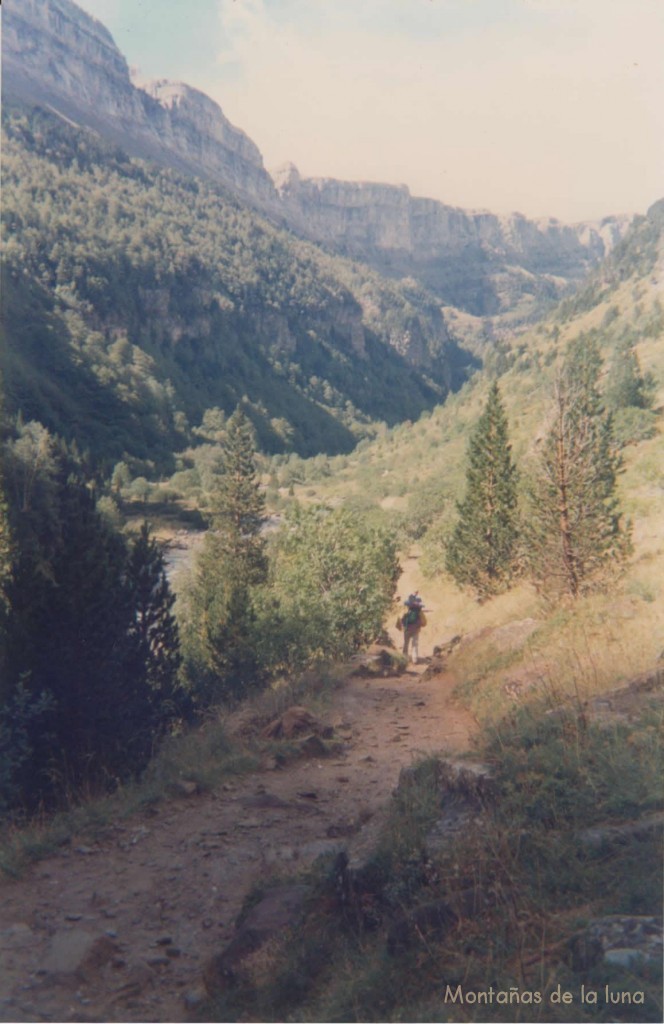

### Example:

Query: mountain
xmin=1 ymin=102 xmax=473 ymax=467
xmin=274 ymin=163 xmax=631 ymax=315
xmin=3 ymin=0 xmax=633 ymax=320
xmin=2 ymin=0 xmax=279 ymax=212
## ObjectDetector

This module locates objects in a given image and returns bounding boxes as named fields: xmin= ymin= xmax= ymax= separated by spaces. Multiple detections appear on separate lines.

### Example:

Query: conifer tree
xmin=446 ymin=382 xmax=519 ymax=599
xmin=125 ymin=522 xmax=182 ymax=694
xmin=208 ymin=406 xmax=267 ymax=584
xmin=525 ymin=344 xmax=629 ymax=598
xmin=182 ymin=406 xmax=267 ymax=703
xmin=604 ymin=339 xmax=655 ymax=412
xmin=2 ymin=430 xmax=182 ymax=805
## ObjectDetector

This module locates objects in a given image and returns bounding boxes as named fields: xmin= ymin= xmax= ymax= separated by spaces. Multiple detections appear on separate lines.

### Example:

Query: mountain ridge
xmin=3 ymin=0 xmax=636 ymax=315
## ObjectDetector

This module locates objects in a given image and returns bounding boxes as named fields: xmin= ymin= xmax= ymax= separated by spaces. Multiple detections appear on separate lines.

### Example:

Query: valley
xmin=1 ymin=2 xmax=662 ymax=1021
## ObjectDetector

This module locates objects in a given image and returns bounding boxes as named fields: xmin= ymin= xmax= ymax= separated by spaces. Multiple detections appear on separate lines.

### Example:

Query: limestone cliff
xmin=2 ymin=0 xmax=279 ymax=210
xmin=273 ymin=163 xmax=632 ymax=314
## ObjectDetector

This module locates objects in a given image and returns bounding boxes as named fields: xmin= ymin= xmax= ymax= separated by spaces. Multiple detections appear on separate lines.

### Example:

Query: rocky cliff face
xmin=2 ymin=0 xmax=279 ymax=210
xmin=4 ymin=0 xmax=633 ymax=317
xmin=274 ymin=163 xmax=632 ymax=314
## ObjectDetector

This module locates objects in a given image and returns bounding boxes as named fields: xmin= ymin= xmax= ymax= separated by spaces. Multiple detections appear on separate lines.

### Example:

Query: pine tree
xmin=2 ymin=432 xmax=181 ymax=805
xmin=208 ymin=407 xmax=267 ymax=585
xmin=181 ymin=406 xmax=267 ymax=703
xmin=525 ymin=349 xmax=629 ymax=598
xmin=446 ymin=382 xmax=519 ymax=599
xmin=125 ymin=522 xmax=181 ymax=694
xmin=604 ymin=339 xmax=655 ymax=412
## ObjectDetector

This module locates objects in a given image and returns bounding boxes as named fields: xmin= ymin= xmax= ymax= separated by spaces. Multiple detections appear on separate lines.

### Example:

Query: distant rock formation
xmin=4 ymin=0 xmax=634 ymax=315
xmin=273 ymin=162 xmax=633 ymax=313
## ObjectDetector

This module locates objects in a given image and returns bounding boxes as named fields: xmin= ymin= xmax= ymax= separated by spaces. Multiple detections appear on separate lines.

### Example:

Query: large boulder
xmin=203 ymin=884 xmax=312 ymax=995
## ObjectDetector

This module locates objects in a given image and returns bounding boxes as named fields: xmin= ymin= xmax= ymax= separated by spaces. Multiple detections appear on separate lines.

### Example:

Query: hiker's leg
xmin=411 ymin=630 xmax=419 ymax=664
xmin=402 ymin=631 xmax=409 ymax=657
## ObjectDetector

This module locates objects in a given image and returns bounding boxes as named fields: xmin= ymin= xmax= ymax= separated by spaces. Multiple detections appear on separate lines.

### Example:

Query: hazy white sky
xmin=76 ymin=0 xmax=663 ymax=223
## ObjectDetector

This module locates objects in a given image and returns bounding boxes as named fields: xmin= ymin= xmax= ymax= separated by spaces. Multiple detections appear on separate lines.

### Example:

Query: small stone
xmin=146 ymin=955 xmax=170 ymax=967
xmin=173 ymin=779 xmax=198 ymax=797
xmin=184 ymin=988 xmax=206 ymax=1009
xmin=604 ymin=947 xmax=648 ymax=969
xmin=166 ymin=947 xmax=181 ymax=958
xmin=156 ymin=936 xmax=173 ymax=946
xmin=299 ymin=733 xmax=327 ymax=757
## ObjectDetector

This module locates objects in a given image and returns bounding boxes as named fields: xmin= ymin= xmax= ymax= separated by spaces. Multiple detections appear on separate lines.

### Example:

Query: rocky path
xmin=0 ymin=661 xmax=475 ymax=1023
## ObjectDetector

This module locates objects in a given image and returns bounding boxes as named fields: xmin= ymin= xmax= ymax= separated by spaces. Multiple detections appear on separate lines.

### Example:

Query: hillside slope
xmin=1 ymin=103 xmax=475 ymax=466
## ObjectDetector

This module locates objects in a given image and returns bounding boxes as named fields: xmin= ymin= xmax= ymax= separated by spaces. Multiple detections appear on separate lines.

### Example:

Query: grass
xmin=204 ymin=702 xmax=663 ymax=1023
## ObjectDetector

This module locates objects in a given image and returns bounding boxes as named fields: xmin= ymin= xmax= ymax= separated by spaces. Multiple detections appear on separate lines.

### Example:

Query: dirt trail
xmin=0 ymin=658 xmax=475 ymax=1023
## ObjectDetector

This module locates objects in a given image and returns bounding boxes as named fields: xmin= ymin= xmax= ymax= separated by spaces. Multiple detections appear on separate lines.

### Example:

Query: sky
xmin=75 ymin=0 xmax=664 ymax=223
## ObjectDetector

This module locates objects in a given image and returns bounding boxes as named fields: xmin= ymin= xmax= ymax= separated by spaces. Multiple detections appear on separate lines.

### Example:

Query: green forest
xmin=1 ymin=103 xmax=476 ymax=472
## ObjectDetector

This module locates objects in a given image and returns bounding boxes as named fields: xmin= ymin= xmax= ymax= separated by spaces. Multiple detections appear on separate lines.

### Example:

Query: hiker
xmin=398 ymin=592 xmax=427 ymax=664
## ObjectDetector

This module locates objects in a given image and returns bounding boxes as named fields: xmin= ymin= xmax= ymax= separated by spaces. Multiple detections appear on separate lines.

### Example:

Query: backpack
xmin=404 ymin=607 xmax=420 ymax=627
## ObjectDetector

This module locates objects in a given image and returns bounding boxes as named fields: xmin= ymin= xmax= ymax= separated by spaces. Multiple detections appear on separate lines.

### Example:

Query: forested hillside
xmin=1 ymin=103 xmax=476 ymax=469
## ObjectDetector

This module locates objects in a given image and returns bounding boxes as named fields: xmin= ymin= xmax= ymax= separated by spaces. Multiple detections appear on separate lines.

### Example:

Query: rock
xmin=203 ymin=884 xmax=312 ymax=995
xmin=577 ymin=811 xmax=664 ymax=850
xmin=326 ymin=821 xmax=359 ymax=838
xmin=603 ymin=948 xmax=650 ymax=969
xmin=569 ymin=916 xmax=663 ymax=972
xmin=394 ymin=760 xmax=494 ymax=855
xmin=40 ymin=930 xmax=119 ymax=980
xmin=299 ymin=734 xmax=328 ymax=758
xmin=350 ymin=648 xmax=407 ymax=678
xmin=261 ymin=705 xmax=326 ymax=740
xmin=432 ymin=635 xmax=462 ymax=658
xmin=183 ymin=988 xmax=206 ymax=1010
xmin=241 ymin=792 xmax=291 ymax=809
xmin=3 ymin=0 xmax=279 ymax=213
xmin=173 ymin=779 xmax=198 ymax=797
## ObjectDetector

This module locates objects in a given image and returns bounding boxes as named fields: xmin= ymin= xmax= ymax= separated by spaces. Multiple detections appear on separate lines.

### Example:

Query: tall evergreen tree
xmin=181 ymin=407 xmax=267 ymax=703
xmin=2 ymin=427 xmax=182 ymax=806
xmin=446 ymin=382 xmax=519 ymax=599
xmin=604 ymin=339 xmax=655 ymax=412
xmin=525 ymin=347 xmax=629 ymax=598
xmin=125 ymin=522 xmax=182 ymax=695
xmin=207 ymin=406 xmax=268 ymax=584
